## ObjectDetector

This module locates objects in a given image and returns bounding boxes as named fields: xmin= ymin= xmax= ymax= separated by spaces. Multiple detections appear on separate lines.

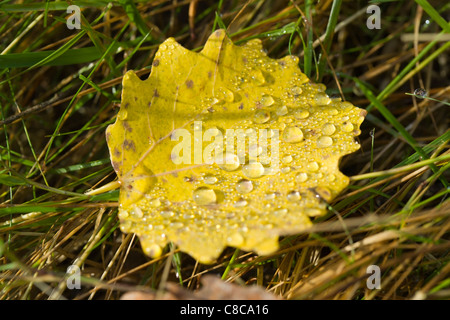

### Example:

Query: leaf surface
xmin=106 ymin=30 xmax=366 ymax=263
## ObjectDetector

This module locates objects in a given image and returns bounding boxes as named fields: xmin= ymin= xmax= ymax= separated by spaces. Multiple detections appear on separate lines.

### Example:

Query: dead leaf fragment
xmin=120 ymin=275 xmax=278 ymax=300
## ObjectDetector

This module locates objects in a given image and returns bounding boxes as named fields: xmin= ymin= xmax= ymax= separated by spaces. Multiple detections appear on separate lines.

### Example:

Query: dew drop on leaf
xmin=254 ymin=110 xmax=271 ymax=124
xmin=193 ymin=187 xmax=217 ymax=205
xmin=317 ymin=136 xmax=333 ymax=148
xmin=322 ymin=123 xmax=336 ymax=135
xmin=242 ymin=162 xmax=265 ymax=179
xmin=260 ymin=95 xmax=275 ymax=107
xmin=282 ymin=126 xmax=304 ymax=143
xmin=217 ymin=152 xmax=241 ymax=171
xmin=235 ymin=179 xmax=254 ymax=194
xmin=296 ymin=172 xmax=308 ymax=183
xmin=341 ymin=122 xmax=354 ymax=132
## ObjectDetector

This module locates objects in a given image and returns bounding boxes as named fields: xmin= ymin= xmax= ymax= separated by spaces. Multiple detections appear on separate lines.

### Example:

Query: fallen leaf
xmin=106 ymin=29 xmax=366 ymax=263
xmin=120 ymin=275 xmax=278 ymax=300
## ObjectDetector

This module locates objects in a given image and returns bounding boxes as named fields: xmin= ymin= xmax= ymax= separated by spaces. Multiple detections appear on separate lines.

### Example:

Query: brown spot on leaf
xmin=152 ymin=59 xmax=160 ymax=67
xmin=122 ymin=121 xmax=132 ymax=132
xmin=123 ymin=139 xmax=136 ymax=152
xmin=153 ymin=89 xmax=159 ymax=97
xmin=112 ymin=161 xmax=121 ymax=171
xmin=208 ymin=71 xmax=212 ymax=78
xmin=185 ymin=79 xmax=194 ymax=88
xmin=238 ymin=103 xmax=244 ymax=110
xmin=114 ymin=147 xmax=121 ymax=157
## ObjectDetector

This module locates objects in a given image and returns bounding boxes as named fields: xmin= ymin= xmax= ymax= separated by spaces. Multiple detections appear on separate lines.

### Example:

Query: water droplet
xmin=145 ymin=244 xmax=162 ymax=257
xmin=222 ymin=88 xmax=235 ymax=102
xmin=313 ymin=93 xmax=331 ymax=106
xmin=260 ymin=95 xmax=274 ymax=107
xmin=250 ymin=69 xmax=266 ymax=85
xmin=208 ymin=126 xmax=222 ymax=137
xmin=317 ymin=136 xmax=333 ymax=148
xmin=293 ymin=109 xmax=309 ymax=119
xmin=215 ymin=87 xmax=235 ymax=102
xmin=132 ymin=205 xmax=143 ymax=218
xmin=321 ymin=123 xmax=336 ymax=135
xmin=120 ymin=221 xmax=131 ymax=232
xmin=307 ymin=161 xmax=320 ymax=172
xmin=281 ymin=166 xmax=291 ymax=173
xmin=326 ymin=174 xmax=336 ymax=182
xmin=204 ymin=174 xmax=218 ymax=184
xmin=227 ymin=232 xmax=244 ymax=246
xmin=245 ymin=128 xmax=257 ymax=136
xmin=315 ymin=186 xmax=332 ymax=201
xmin=217 ymin=152 xmax=241 ymax=171
xmin=274 ymin=208 xmax=288 ymax=215
xmin=276 ymin=105 xmax=288 ymax=116
xmin=291 ymin=86 xmax=302 ymax=95
xmin=341 ymin=122 xmax=354 ymax=132
xmin=191 ymin=121 xmax=202 ymax=131
xmin=328 ymin=108 xmax=339 ymax=115
xmin=264 ymin=166 xmax=279 ymax=175
xmin=160 ymin=210 xmax=175 ymax=218
xmin=414 ymin=88 xmax=427 ymax=98
xmin=118 ymin=210 xmax=129 ymax=219
xmin=282 ymin=126 xmax=304 ymax=143
xmin=341 ymin=101 xmax=353 ymax=110
xmin=242 ymin=162 xmax=265 ymax=179
xmin=149 ymin=198 xmax=161 ymax=207
xmin=264 ymin=192 xmax=279 ymax=200
xmin=236 ymin=179 xmax=254 ymax=194
xmin=305 ymin=208 xmax=322 ymax=217
xmin=254 ymin=110 xmax=271 ymax=124
xmin=296 ymin=172 xmax=308 ymax=183
xmin=233 ymin=198 xmax=248 ymax=208
xmin=287 ymin=190 xmax=301 ymax=202
xmin=316 ymin=83 xmax=327 ymax=92
xmin=193 ymin=187 xmax=217 ymax=205
xmin=165 ymin=221 xmax=180 ymax=229
xmin=267 ymin=129 xmax=278 ymax=138
xmin=282 ymin=155 xmax=293 ymax=164
xmin=249 ymin=143 xmax=263 ymax=157
xmin=118 ymin=109 xmax=128 ymax=120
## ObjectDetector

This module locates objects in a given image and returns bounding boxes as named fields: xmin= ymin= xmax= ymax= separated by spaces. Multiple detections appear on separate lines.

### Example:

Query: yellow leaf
xmin=106 ymin=30 xmax=366 ymax=263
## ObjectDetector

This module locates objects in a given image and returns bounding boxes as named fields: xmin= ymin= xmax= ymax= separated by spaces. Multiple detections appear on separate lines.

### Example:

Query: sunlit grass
xmin=0 ymin=0 xmax=449 ymax=300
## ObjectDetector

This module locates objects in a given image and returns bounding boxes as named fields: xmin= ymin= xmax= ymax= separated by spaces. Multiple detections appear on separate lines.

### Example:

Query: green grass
xmin=0 ymin=0 xmax=449 ymax=300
